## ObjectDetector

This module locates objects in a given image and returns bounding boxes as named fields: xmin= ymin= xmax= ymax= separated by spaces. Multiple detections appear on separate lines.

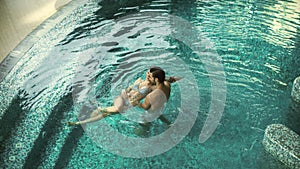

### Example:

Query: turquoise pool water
xmin=0 ymin=0 xmax=299 ymax=168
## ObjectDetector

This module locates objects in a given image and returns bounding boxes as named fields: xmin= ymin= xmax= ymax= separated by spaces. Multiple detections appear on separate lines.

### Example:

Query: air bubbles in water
xmin=9 ymin=156 xmax=16 ymax=161
xmin=15 ymin=143 xmax=23 ymax=149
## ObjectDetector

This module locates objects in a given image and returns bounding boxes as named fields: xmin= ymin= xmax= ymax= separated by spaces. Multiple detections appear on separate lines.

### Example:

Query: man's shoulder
xmin=164 ymin=81 xmax=171 ymax=87
xmin=147 ymin=88 xmax=166 ymax=99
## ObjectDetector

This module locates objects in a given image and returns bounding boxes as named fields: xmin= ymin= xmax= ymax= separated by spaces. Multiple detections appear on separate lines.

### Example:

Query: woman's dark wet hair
xmin=152 ymin=69 xmax=165 ymax=83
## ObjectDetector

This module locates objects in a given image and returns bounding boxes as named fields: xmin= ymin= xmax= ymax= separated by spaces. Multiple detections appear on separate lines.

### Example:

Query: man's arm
xmin=138 ymin=96 xmax=151 ymax=110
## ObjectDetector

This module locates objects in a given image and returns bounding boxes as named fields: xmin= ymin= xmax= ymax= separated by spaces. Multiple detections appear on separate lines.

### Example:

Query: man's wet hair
xmin=149 ymin=66 xmax=163 ymax=73
xmin=152 ymin=69 xmax=165 ymax=83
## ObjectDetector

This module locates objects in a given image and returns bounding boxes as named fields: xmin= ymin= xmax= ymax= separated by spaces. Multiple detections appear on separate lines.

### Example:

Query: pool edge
xmin=0 ymin=0 xmax=88 ymax=82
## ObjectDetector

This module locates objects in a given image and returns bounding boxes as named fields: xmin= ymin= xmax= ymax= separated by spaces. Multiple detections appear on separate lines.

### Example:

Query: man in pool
xmin=68 ymin=67 xmax=180 ymax=126
xmin=132 ymin=68 xmax=173 ymax=129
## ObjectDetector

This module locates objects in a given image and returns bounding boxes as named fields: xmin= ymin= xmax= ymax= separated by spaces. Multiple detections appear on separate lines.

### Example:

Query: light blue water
xmin=0 ymin=0 xmax=299 ymax=168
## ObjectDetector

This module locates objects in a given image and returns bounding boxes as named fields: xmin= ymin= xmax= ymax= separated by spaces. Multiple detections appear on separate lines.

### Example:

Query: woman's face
xmin=146 ymin=70 xmax=151 ymax=81
xmin=146 ymin=70 xmax=156 ymax=85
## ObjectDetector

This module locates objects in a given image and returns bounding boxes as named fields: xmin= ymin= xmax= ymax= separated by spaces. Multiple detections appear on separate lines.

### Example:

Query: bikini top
xmin=131 ymin=82 xmax=150 ymax=97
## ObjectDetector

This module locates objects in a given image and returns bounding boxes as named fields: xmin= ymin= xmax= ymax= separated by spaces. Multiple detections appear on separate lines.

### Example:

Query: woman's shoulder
xmin=134 ymin=78 xmax=143 ymax=84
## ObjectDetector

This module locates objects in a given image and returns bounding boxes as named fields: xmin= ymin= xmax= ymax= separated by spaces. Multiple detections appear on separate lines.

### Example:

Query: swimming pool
xmin=0 ymin=0 xmax=299 ymax=168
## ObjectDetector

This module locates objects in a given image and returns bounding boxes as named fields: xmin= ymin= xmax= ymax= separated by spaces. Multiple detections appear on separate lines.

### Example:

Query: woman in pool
xmin=68 ymin=67 xmax=181 ymax=126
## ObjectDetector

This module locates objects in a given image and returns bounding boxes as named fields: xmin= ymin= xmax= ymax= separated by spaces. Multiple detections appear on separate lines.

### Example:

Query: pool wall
xmin=0 ymin=0 xmax=86 ymax=82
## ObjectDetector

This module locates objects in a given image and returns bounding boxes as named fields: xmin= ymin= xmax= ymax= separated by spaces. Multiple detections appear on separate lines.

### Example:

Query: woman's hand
xmin=130 ymin=99 xmax=139 ymax=106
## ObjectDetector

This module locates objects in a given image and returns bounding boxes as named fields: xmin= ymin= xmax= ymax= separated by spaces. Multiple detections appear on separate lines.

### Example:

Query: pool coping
xmin=263 ymin=124 xmax=300 ymax=168
xmin=0 ymin=0 xmax=84 ymax=82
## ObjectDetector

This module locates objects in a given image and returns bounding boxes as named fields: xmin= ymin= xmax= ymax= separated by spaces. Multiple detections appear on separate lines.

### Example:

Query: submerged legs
xmin=68 ymin=106 xmax=119 ymax=126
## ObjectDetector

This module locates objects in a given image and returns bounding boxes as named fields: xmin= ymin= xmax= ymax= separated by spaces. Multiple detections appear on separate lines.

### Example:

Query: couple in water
xmin=68 ymin=66 xmax=181 ymax=126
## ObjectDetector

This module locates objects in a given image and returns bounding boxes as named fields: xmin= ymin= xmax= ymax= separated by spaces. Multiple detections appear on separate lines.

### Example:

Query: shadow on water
xmin=0 ymin=90 xmax=28 ymax=163
xmin=53 ymin=125 xmax=84 ymax=169
xmin=23 ymin=93 xmax=83 ymax=168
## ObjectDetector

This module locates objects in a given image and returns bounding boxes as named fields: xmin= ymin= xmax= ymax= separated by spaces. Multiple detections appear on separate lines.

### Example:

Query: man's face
xmin=147 ymin=72 xmax=156 ymax=85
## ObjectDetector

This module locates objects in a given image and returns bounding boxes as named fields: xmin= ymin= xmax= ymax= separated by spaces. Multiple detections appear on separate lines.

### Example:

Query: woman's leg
xmin=68 ymin=106 xmax=119 ymax=125
xmin=90 ymin=107 xmax=103 ymax=117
